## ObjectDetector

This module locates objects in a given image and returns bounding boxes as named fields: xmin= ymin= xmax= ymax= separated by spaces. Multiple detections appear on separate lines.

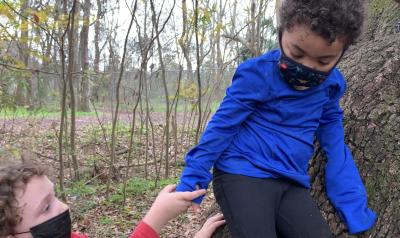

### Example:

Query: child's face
xmin=10 ymin=175 xmax=69 ymax=238
xmin=281 ymin=24 xmax=345 ymax=73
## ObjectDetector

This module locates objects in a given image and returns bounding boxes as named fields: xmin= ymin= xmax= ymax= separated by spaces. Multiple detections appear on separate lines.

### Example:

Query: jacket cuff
xmin=338 ymin=206 xmax=377 ymax=234
xmin=176 ymin=181 xmax=205 ymax=204
xmin=128 ymin=220 xmax=160 ymax=238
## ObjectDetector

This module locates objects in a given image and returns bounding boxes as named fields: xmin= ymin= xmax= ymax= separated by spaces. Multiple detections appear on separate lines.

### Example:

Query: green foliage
xmin=158 ymin=177 xmax=179 ymax=187
xmin=178 ymin=82 xmax=198 ymax=101
xmin=0 ymin=106 xmax=58 ymax=118
xmin=110 ymin=194 xmax=124 ymax=204
xmin=121 ymin=178 xmax=153 ymax=196
xmin=0 ymin=106 xmax=99 ymax=119
xmin=104 ymin=177 xmax=181 ymax=205
xmin=78 ymin=200 xmax=97 ymax=214
xmin=100 ymin=216 xmax=113 ymax=225
xmin=86 ymin=155 xmax=103 ymax=165
xmin=65 ymin=180 xmax=97 ymax=197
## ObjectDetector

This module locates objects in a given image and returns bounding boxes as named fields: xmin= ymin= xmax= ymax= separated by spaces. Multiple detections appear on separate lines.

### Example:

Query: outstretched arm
xmin=316 ymin=77 xmax=376 ymax=234
xmin=177 ymin=58 xmax=270 ymax=204
xmin=129 ymin=185 xmax=206 ymax=238
xmin=143 ymin=185 xmax=207 ymax=233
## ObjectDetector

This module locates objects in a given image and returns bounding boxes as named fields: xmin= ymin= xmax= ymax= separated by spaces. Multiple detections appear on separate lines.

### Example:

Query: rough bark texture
xmin=205 ymin=2 xmax=400 ymax=237
xmin=78 ymin=0 xmax=91 ymax=112
xmin=365 ymin=0 xmax=400 ymax=40
xmin=310 ymin=1 xmax=400 ymax=236
xmin=309 ymin=34 xmax=399 ymax=238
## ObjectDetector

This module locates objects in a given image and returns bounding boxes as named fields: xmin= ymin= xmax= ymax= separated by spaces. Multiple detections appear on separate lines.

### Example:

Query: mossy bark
xmin=310 ymin=34 xmax=399 ymax=238
xmin=365 ymin=0 xmax=400 ymax=40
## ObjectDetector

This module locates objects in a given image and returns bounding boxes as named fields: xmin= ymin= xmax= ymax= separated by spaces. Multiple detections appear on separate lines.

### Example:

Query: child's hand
xmin=194 ymin=213 xmax=226 ymax=238
xmin=143 ymin=184 xmax=206 ymax=233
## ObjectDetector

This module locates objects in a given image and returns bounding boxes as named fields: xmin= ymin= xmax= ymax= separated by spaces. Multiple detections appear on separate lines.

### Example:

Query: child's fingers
xmin=161 ymin=184 xmax=177 ymax=193
xmin=191 ymin=203 xmax=201 ymax=213
xmin=206 ymin=213 xmax=224 ymax=223
xmin=208 ymin=219 xmax=226 ymax=230
xmin=179 ymin=189 xmax=207 ymax=200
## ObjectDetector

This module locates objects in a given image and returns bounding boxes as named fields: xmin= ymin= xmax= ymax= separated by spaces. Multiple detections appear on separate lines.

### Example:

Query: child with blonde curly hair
xmin=0 ymin=163 xmax=224 ymax=238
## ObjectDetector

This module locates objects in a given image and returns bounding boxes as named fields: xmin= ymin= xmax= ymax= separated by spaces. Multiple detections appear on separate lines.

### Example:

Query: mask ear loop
xmin=278 ymin=28 xmax=284 ymax=55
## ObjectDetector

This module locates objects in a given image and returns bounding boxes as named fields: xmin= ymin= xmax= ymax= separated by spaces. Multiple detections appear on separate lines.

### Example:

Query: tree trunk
xmin=309 ymin=1 xmax=400 ymax=236
xmin=364 ymin=0 xmax=400 ymax=40
xmin=149 ymin=0 xmax=172 ymax=178
xmin=16 ymin=0 xmax=32 ymax=107
xmin=309 ymin=34 xmax=399 ymax=238
xmin=207 ymin=1 xmax=400 ymax=237
xmin=194 ymin=0 xmax=203 ymax=144
xmin=179 ymin=0 xmax=194 ymax=82
xmin=67 ymin=0 xmax=79 ymax=180
xmin=78 ymin=0 xmax=91 ymax=111
xmin=92 ymin=0 xmax=102 ymax=102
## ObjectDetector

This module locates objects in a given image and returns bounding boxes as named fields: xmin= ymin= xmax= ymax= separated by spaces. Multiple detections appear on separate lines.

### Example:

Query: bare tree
xmin=107 ymin=0 xmax=136 ymax=198
xmin=194 ymin=0 xmax=202 ymax=144
xmin=179 ymin=0 xmax=194 ymax=82
xmin=79 ymin=0 xmax=91 ymax=111
xmin=66 ymin=0 xmax=80 ymax=181
xmin=15 ymin=0 xmax=32 ymax=107
xmin=150 ymin=0 xmax=176 ymax=178
xmin=92 ymin=0 xmax=104 ymax=101
xmin=57 ymin=0 xmax=76 ymax=201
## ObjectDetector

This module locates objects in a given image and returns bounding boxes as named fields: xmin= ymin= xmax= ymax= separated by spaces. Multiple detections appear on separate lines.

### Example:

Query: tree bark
xmin=92 ymin=0 xmax=103 ymax=102
xmin=66 ymin=0 xmax=79 ymax=180
xmin=179 ymin=0 xmax=194 ymax=82
xmin=16 ymin=0 xmax=32 ymax=107
xmin=78 ymin=0 xmax=91 ymax=111
xmin=149 ymin=0 xmax=175 ymax=178
xmin=309 ymin=1 xmax=400 ymax=236
xmin=309 ymin=34 xmax=400 ymax=238
xmin=364 ymin=0 xmax=400 ymax=40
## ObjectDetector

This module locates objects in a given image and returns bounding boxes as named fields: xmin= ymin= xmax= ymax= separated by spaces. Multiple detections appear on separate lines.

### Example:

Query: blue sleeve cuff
xmin=340 ymin=207 xmax=377 ymax=234
xmin=176 ymin=181 xmax=205 ymax=204
xmin=176 ymin=166 xmax=211 ymax=204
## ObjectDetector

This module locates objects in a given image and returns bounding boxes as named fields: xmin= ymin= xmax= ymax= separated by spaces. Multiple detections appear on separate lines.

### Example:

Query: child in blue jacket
xmin=177 ymin=0 xmax=377 ymax=237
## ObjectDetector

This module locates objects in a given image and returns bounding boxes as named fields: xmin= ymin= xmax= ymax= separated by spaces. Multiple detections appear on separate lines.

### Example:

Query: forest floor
xmin=0 ymin=111 xmax=218 ymax=238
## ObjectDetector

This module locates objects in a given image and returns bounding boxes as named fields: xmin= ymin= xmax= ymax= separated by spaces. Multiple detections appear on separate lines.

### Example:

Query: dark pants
xmin=213 ymin=169 xmax=332 ymax=238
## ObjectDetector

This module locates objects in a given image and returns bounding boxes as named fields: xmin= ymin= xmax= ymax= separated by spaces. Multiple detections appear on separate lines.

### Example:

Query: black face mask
xmin=13 ymin=209 xmax=71 ymax=238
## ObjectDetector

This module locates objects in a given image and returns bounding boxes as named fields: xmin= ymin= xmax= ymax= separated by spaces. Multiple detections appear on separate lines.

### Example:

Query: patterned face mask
xmin=277 ymin=30 xmax=344 ymax=90
xmin=278 ymin=51 xmax=331 ymax=89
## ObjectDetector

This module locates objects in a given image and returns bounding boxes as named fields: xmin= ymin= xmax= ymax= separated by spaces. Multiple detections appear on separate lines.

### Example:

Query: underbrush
xmin=0 ymin=118 xmax=198 ymax=237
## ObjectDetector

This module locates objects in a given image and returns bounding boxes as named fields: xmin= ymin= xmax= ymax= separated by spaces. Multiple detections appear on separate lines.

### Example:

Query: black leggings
xmin=213 ymin=169 xmax=332 ymax=238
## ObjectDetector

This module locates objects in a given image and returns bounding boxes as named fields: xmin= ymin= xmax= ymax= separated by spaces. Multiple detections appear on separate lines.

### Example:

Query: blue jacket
xmin=176 ymin=49 xmax=376 ymax=234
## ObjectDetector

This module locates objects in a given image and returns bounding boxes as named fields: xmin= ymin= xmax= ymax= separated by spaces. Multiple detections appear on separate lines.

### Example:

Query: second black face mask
xmin=12 ymin=209 xmax=71 ymax=238
xmin=29 ymin=209 xmax=71 ymax=238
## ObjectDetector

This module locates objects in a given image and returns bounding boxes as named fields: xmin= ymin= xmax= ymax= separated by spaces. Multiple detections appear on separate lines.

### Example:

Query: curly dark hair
xmin=0 ymin=163 xmax=46 ymax=236
xmin=278 ymin=0 xmax=365 ymax=46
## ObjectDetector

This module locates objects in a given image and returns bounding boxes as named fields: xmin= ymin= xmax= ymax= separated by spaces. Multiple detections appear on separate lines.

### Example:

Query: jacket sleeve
xmin=71 ymin=232 xmax=89 ymax=238
xmin=128 ymin=221 xmax=160 ymax=238
xmin=176 ymin=58 xmax=269 ymax=204
xmin=316 ymin=78 xmax=376 ymax=234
